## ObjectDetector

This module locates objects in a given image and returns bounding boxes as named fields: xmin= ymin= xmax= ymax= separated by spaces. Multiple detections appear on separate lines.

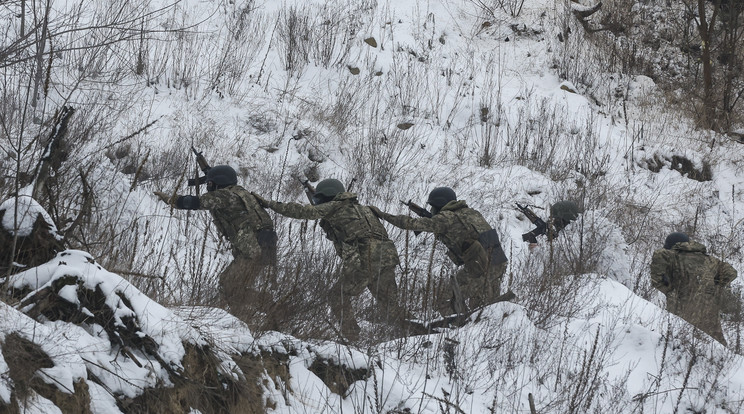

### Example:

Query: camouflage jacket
xmin=267 ymin=192 xmax=399 ymax=263
xmin=376 ymin=200 xmax=494 ymax=266
xmin=176 ymin=185 xmax=274 ymax=257
xmin=650 ymin=241 xmax=737 ymax=300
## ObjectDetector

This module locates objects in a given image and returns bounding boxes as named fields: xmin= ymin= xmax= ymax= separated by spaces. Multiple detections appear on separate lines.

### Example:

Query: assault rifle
xmin=296 ymin=175 xmax=316 ymax=204
xmin=187 ymin=146 xmax=211 ymax=186
xmin=400 ymin=199 xmax=431 ymax=236
xmin=401 ymin=199 xmax=432 ymax=218
xmin=426 ymin=290 xmax=517 ymax=331
xmin=515 ymin=202 xmax=552 ymax=243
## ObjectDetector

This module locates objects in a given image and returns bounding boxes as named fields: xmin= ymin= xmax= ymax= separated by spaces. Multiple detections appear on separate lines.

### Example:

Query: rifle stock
xmin=400 ymin=199 xmax=431 ymax=236
xmin=187 ymin=146 xmax=212 ymax=186
xmin=296 ymin=176 xmax=316 ymax=204
xmin=516 ymin=202 xmax=549 ymax=243
xmin=401 ymin=199 xmax=432 ymax=218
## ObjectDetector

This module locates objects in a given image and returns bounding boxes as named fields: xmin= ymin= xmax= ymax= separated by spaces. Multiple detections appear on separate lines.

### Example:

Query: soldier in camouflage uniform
xmin=371 ymin=187 xmax=508 ymax=317
xmin=650 ymin=232 xmax=737 ymax=345
xmin=522 ymin=200 xmax=581 ymax=246
xmin=252 ymin=179 xmax=408 ymax=341
xmin=155 ymin=165 xmax=277 ymax=318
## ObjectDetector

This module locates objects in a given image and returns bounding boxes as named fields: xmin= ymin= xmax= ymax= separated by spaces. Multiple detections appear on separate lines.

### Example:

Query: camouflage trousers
xmin=667 ymin=291 xmax=726 ymax=345
xmin=437 ymin=261 xmax=507 ymax=317
xmin=218 ymin=254 xmax=275 ymax=323
xmin=328 ymin=240 xmax=404 ymax=340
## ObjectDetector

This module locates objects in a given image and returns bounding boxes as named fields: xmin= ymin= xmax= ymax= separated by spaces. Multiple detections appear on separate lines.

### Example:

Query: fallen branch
xmin=571 ymin=2 xmax=606 ymax=33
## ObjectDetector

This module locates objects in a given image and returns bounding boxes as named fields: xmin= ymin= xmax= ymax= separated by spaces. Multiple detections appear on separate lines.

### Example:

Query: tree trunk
xmin=696 ymin=0 xmax=720 ymax=129
xmin=31 ymin=1 xmax=51 ymax=108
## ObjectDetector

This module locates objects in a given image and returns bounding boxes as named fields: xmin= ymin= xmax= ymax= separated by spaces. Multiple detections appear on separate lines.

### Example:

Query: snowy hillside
xmin=2 ymin=0 xmax=744 ymax=412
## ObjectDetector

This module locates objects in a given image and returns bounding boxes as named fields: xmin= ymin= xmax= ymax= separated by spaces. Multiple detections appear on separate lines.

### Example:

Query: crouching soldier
xmin=650 ymin=232 xmax=738 ymax=345
xmin=371 ymin=187 xmax=508 ymax=317
xmin=252 ymin=179 xmax=409 ymax=341
xmin=521 ymin=200 xmax=581 ymax=246
xmin=155 ymin=165 xmax=277 ymax=319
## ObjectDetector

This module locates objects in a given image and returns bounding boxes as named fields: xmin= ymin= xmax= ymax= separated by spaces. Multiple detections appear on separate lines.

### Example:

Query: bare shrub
xmin=515 ymin=249 xmax=597 ymax=329
xmin=304 ymin=75 xmax=376 ymax=136
xmin=469 ymin=0 xmax=526 ymax=19
xmin=504 ymin=95 xmax=611 ymax=181
xmin=276 ymin=6 xmax=312 ymax=73
xmin=208 ymin=4 xmax=271 ymax=97
xmin=345 ymin=127 xmax=423 ymax=188
xmin=308 ymin=3 xmax=359 ymax=68
xmin=562 ymin=0 xmax=744 ymax=130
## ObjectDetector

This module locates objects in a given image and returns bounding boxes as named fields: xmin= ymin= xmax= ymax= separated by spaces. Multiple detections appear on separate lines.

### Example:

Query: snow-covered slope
xmin=2 ymin=0 xmax=744 ymax=412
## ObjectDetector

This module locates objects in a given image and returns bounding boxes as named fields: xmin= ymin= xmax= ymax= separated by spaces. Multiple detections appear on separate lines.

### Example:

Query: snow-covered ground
xmin=2 ymin=0 xmax=744 ymax=411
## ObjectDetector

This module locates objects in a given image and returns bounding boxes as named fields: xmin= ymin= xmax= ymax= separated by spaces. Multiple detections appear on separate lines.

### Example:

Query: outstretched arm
xmin=716 ymin=260 xmax=738 ymax=286
xmin=253 ymin=192 xmax=334 ymax=220
xmin=154 ymin=191 xmax=201 ymax=210
xmin=369 ymin=206 xmax=447 ymax=233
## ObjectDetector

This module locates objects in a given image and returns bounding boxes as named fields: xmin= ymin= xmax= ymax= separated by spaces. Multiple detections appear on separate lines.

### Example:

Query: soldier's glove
xmin=251 ymin=192 xmax=270 ymax=208
xmin=521 ymin=231 xmax=538 ymax=244
xmin=154 ymin=191 xmax=176 ymax=206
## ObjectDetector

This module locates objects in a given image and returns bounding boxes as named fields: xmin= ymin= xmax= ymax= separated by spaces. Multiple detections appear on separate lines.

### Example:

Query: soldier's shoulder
xmin=334 ymin=192 xmax=358 ymax=202
xmin=458 ymin=205 xmax=487 ymax=219
xmin=223 ymin=184 xmax=248 ymax=194
xmin=651 ymin=248 xmax=672 ymax=259
xmin=442 ymin=200 xmax=468 ymax=211
xmin=203 ymin=187 xmax=243 ymax=202
xmin=675 ymin=241 xmax=707 ymax=254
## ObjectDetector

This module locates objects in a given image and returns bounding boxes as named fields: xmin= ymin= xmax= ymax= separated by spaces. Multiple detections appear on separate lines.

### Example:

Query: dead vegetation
xmin=1 ymin=333 xmax=92 ymax=414
xmin=639 ymin=153 xmax=713 ymax=182
xmin=0 ymin=208 xmax=62 ymax=277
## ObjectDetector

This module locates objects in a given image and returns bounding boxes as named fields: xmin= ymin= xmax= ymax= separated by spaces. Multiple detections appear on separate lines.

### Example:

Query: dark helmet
xmin=427 ymin=187 xmax=456 ymax=208
xmin=550 ymin=200 xmax=580 ymax=222
xmin=206 ymin=165 xmax=238 ymax=191
xmin=664 ymin=232 xmax=689 ymax=249
xmin=313 ymin=178 xmax=344 ymax=204
xmin=550 ymin=200 xmax=581 ymax=232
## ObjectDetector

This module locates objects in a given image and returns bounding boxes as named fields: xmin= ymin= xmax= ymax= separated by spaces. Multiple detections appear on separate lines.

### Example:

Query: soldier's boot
xmin=436 ymin=295 xmax=467 ymax=318
xmin=704 ymin=324 xmax=727 ymax=346
xmin=436 ymin=299 xmax=455 ymax=318
xmin=329 ymin=294 xmax=361 ymax=342
xmin=373 ymin=299 xmax=428 ymax=336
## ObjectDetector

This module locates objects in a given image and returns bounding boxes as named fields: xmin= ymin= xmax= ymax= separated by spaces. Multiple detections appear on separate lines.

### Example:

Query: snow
xmin=2 ymin=0 xmax=744 ymax=411
xmin=19 ymin=391 xmax=63 ymax=414
xmin=0 ymin=194 xmax=60 ymax=237
xmin=88 ymin=382 xmax=123 ymax=414
xmin=0 ymin=345 xmax=11 ymax=404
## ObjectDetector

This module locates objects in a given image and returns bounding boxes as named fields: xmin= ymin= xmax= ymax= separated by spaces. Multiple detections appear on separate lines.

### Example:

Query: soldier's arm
xmin=174 ymin=191 xmax=233 ymax=210
xmin=650 ymin=249 xmax=674 ymax=294
xmin=374 ymin=209 xmax=448 ymax=233
xmin=174 ymin=195 xmax=200 ymax=210
xmin=266 ymin=199 xmax=332 ymax=220
xmin=716 ymin=260 xmax=738 ymax=286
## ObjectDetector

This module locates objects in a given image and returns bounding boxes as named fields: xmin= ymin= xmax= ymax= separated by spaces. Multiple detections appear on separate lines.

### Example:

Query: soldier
xmin=650 ymin=232 xmax=738 ymax=345
xmin=154 ymin=165 xmax=277 ymax=319
xmin=522 ymin=200 xmax=581 ymax=246
xmin=252 ymin=178 xmax=408 ymax=341
xmin=371 ymin=187 xmax=508 ymax=317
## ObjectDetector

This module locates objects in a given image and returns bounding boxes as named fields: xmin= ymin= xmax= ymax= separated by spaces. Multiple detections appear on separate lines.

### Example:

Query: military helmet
xmin=206 ymin=165 xmax=238 ymax=191
xmin=664 ymin=232 xmax=689 ymax=249
xmin=427 ymin=187 xmax=456 ymax=208
xmin=312 ymin=178 xmax=344 ymax=204
xmin=315 ymin=179 xmax=345 ymax=198
xmin=550 ymin=200 xmax=580 ymax=222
